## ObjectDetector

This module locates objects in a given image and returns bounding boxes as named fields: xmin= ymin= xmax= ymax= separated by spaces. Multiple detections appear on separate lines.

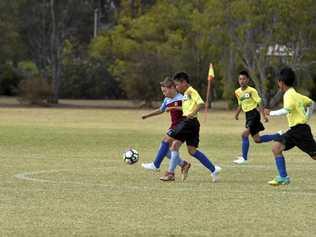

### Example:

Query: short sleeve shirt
xmin=182 ymin=87 xmax=204 ymax=117
xmin=283 ymin=88 xmax=313 ymax=127
xmin=235 ymin=86 xmax=261 ymax=112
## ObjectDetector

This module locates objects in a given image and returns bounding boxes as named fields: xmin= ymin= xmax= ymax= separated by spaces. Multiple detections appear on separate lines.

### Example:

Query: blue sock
xmin=153 ymin=141 xmax=169 ymax=168
xmin=192 ymin=150 xmax=215 ymax=173
xmin=168 ymin=151 xmax=181 ymax=172
xmin=242 ymin=137 xmax=249 ymax=160
xmin=259 ymin=133 xmax=281 ymax=143
xmin=275 ymin=155 xmax=288 ymax=177
xmin=166 ymin=150 xmax=184 ymax=166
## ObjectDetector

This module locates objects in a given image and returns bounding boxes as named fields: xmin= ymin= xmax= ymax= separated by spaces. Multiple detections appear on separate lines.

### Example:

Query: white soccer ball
xmin=123 ymin=148 xmax=139 ymax=164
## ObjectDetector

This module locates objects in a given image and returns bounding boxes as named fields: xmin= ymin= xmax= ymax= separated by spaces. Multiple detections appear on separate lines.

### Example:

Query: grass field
xmin=0 ymin=107 xmax=315 ymax=236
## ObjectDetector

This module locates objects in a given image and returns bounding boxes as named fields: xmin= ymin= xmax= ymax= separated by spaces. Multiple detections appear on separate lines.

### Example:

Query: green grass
xmin=0 ymin=108 xmax=315 ymax=236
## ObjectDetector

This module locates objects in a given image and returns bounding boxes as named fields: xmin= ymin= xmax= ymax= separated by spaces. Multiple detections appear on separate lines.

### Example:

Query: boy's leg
xmin=142 ymin=135 xmax=172 ymax=171
xmin=245 ymin=113 xmax=275 ymax=147
xmin=269 ymin=124 xmax=316 ymax=186
xmin=153 ymin=136 xmax=171 ymax=168
xmin=189 ymin=146 xmax=221 ymax=182
xmin=268 ymin=142 xmax=290 ymax=186
xmin=253 ymin=133 xmax=282 ymax=144
xmin=189 ymin=146 xmax=215 ymax=172
xmin=160 ymin=140 xmax=183 ymax=181
xmin=185 ymin=118 xmax=221 ymax=182
xmin=166 ymin=150 xmax=185 ymax=167
xmin=166 ymin=149 xmax=191 ymax=181
xmin=168 ymin=140 xmax=183 ymax=173
xmin=242 ymin=132 xmax=250 ymax=159
xmin=294 ymin=124 xmax=316 ymax=160
xmin=234 ymin=129 xmax=249 ymax=164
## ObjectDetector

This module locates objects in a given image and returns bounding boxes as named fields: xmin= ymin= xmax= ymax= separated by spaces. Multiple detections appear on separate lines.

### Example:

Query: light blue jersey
xmin=159 ymin=93 xmax=183 ymax=112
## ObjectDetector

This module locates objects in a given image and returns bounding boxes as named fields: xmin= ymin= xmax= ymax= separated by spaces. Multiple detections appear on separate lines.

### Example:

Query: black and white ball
xmin=123 ymin=148 xmax=139 ymax=164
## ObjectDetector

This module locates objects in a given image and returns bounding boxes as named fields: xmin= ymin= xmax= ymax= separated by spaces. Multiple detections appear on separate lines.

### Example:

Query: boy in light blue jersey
xmin=141 ymin=78 xmax=191 ymax=179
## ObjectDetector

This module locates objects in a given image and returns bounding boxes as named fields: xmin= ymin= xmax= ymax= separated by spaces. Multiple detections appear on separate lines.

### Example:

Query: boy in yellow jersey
xmin=160 ymin=72 xmax=221 ymax=182
xmin=265 ymin=67 xmax=316 ymax=185
xmin=234 ymin=71 xmax=281 ymax=164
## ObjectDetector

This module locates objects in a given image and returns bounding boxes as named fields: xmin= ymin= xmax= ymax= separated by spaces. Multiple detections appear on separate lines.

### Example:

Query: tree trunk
xmin=50 ymin=0 xmax=62 ymax=104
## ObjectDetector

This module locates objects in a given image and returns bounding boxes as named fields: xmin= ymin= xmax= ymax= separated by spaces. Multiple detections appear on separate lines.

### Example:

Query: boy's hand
xmin=263 ymin=108 xmax=270 ymax=116
xmin=141 ymin=115 xmax=147 ymax=120
xmin=235 ymin=114 xmax=239 ymax=120
xmin=263 ymin=116 xmax=269 ymax=122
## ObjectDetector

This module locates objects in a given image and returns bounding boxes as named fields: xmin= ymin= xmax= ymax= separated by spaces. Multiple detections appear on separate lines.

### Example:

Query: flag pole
xmin=204 ymin=63 xmax=214 ymax=122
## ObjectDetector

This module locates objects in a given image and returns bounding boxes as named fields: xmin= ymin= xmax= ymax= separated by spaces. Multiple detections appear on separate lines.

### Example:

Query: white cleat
xmin=233 ymin=156 xmax=247 ymax=165
xmin=211 ymin=165 xmax=222 ymax=183
xmin=141 ymin=162 xmax=160 ymax=171
xmin=277 ymin=130 xmax=284 ymax=135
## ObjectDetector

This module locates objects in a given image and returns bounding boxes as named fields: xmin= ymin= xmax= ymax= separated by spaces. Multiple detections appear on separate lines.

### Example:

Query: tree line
xmin=0 ymin=0 xmax=315 ymax=107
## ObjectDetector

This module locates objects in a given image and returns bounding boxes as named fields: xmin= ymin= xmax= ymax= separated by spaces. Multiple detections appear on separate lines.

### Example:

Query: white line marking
xmin=14 ymin=167 xmax=316 ymax=196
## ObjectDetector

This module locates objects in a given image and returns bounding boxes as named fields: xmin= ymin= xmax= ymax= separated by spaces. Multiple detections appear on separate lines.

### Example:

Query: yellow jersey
xmin=182 ymin=86 xmax=204 ymax=117
xmin=235 ymin=86 xmax=261 ymax=112
xmin=283 ymin=88 xmax=313 ymax=127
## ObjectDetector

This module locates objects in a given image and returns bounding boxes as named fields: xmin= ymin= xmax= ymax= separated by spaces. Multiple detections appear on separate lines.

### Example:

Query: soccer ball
xmin=123 ymin=148 xmax=139 ymax=164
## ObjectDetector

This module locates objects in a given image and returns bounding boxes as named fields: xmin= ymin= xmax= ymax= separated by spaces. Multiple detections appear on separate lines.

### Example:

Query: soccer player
xmin=234 ymin=70 xmax=281 ymax=164
xmin=160 ymin=72 xmax=221 ymax=182
xmin=141 ymin=77 xmax=191 ymax=179
xmin=264 ymin=67 xmax=316 ymax=186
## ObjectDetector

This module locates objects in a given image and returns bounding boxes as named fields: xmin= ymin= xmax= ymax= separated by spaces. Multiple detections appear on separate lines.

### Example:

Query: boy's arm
xmin=264 ymin=108 xmax=288 ymax=117
xmin=306 ymin=101 xmax=314 ymax=120
xmin=265 ymin=94 xmax=291 ymax=117
xmin=235 ymin=106 xmax=242 ymax=120
xmin=252 ymin=89 xmax=268 ymax=122
xmin=186 ymin=89 xmax=204 ymax=119
xmin=302 ymin=96 xmax=314 ymax=120
xmin=165 ymin=106 xmax=182 ymax=112
xmin=234 ymin=90 xmax=242 ymax=120
xmin=142 ymin=109 xmax=164 ymax=119
xmin=258 ymin=105 xmax=269 ymax=122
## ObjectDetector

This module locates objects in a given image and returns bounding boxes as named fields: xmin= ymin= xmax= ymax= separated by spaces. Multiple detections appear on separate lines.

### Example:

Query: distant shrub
xmin=18 ymin=77 xmax=53 ymax=105
xmin=18 ymin=61 xmax=39 ymax=75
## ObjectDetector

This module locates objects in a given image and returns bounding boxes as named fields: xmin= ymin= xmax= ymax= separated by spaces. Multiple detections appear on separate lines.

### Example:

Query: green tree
xmin=19 ymin=0 xmax=100 ymax=103
xmin=223 ymin=0 xmax=316 ymax=105
xmin=90 ymin=0 xmax=223 ymax=104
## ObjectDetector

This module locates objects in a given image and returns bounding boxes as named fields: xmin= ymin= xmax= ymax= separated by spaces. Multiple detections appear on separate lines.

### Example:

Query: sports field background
xmin=0 ymin=105 xmax=315 ymax=236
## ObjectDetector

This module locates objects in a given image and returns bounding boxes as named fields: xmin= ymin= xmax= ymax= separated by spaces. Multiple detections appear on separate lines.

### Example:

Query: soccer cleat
xmin=211 ymin=165 xmax=222 ymax=183
xmin=233 ymin=156 xmax=247 ymax=164
xmin=160 ymin=172 xmax=175 ymax=181
xmin=180 ymin=161 xmax=191 ymax=181
xmin=268 ymin=176 xmax=290 ymax=186
xmin=277 ymin=130 xmax=284 ymax=135
xmin=141 ymin=162 xmax=160 ymax=171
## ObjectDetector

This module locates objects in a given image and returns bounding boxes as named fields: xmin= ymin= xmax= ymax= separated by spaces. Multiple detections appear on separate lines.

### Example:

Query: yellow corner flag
xmin=205 ymin=63 xmax=215 ymax=122
xmin=208 ymin=63 xmax=215 ymax=80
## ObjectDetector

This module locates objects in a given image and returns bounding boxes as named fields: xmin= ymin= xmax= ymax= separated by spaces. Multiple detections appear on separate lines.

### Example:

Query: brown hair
xmin=160 ymin=77 xmax=175 ymax=87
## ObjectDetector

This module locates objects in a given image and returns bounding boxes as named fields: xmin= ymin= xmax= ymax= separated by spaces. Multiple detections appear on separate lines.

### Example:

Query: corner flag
xmin=205 ymin=63 xmax=215 ymax=121
xmin=208 ymin=63 xmax=215 ymax=81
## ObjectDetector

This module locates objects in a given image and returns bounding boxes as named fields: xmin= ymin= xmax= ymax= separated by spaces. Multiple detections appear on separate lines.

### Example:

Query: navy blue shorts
xmin=274 ymin=124 xmax=316 ymax=157
xmin=245 ymin=109 xmax=265 ymax=136
xmin=168 ymin=118 xmax=200 ymax=147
